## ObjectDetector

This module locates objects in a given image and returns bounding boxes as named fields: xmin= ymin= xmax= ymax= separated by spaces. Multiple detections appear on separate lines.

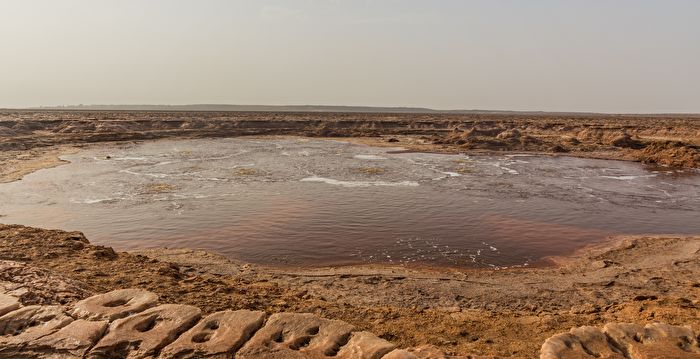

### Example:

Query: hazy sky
xmin=1 ymin=0 xmax=699 ymax=112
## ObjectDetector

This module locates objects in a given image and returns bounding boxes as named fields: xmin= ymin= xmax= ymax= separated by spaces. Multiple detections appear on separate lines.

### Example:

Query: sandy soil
xmin=1 ymin=224 xmax=698 ymax=358
xmin=0 ymin=146 xmax=79 ymax=184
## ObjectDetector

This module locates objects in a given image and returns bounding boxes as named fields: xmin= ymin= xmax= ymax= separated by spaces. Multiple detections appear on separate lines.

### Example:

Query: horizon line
xmin=2 ymin=103 xmax=700 ymax=116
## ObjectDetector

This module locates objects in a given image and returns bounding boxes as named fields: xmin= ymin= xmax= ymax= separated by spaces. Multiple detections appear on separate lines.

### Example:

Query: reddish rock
xmin=604 ymin=322 xmax=700 ymax=359
xmin=541 ymin=326 xmax=626 ymax=359
xmin=541 ymin=323 xmax=700 ymax=359
xmin=71 ymin=288 xmax=159 ymax=322
xmin=25 ymin=319 xmax=108 ymax=358
xmin=0 ymin=292 xmax=20 ymax=317
xmin=237 ymin=312 xmax=355 ymax=358
xmin=0 ymin=305 xmax=74 ymax=357
xmin=335 ymin=331 xmax=395 ymax=359
xmin=89 ymin=304 xmax=201 ymax=359
xmin=160 ymin=309 xmax=265 ymax=358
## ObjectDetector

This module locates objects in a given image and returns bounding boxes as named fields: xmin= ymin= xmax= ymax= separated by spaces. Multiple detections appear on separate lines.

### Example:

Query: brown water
xmin=1 ymin=137 xmax=699 ymax=268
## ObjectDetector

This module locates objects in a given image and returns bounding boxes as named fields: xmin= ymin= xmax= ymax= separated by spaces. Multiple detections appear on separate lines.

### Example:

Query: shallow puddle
xmin=1 ymin=137 xmax=699 ymax=268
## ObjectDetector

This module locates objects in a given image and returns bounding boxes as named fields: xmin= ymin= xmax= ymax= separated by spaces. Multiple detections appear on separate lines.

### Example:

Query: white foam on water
xmin=492 ymin=163 xmax=519 ymax=175
xmin=657 ymin=188 xmax=672 ymax=197
xmin=185 ymin=152 xmax=247 ymax=162
xmin=119 ymin=169 xmax=141 ymax=176
xmin=324 ymin=139 xmax=351 ymax=145
xmin=112 ymin=156 xmax=149 ymax=161
xmin=71 ymin=197 xmax=123 ymax=204
xmin=600 ymin=174 xmax=657 ymax=180
xmin=431 ymin=171 xmax=462 ymax=181
xmin=119 ymin=169 xmax=170 ymax=178
xmin=354 ymin=154 xmax=388 ymax=160
xmin=505 ymin=154 xmax=534 ymax=158
xmin=300 ymin=176 xmax=419 ymax=188
xmin=169 ymin=193 xmax=218 ymax=200
xmin=154 ymin=161 xmax=179 ymax=166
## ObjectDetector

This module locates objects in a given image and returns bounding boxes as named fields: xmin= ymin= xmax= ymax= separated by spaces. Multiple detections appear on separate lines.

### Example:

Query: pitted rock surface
xmin=236 ymin=312 xmax=356 ymax=358
xmin=0 ymin=305 xmax=74 ymax=356
xmin=159 ymin=309 xmax=265 ymax=358
xmin=1 ymin=287 xmax=697 ymax=358
xmin=603 ymin=322 xmax=700 ymax=359
xmin=540 ymin=326 xmax=626 ymax=359
xmin=71 ymin=288 xmax=158 ymax=322
xmin=23 ymin=319 xmax=108 ymax=358
xmin=541 ymin=323 xmax=700 ymax=359
xmin=89 ymin=304 xmax=202 ymax=359
xmin=335 ymin=331 xmax=395 ymax=359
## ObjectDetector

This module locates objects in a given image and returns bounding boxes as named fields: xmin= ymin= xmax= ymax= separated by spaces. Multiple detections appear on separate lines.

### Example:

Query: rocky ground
xmin=3 ymin=277 xmax=698 ymax=358
xmin=2 ymin=278 xmax=698 ymax=358
xmin=0 ymin=281 xmax=447 ymax=358
xmin=1 ymin=224 xmax=699 ymax=358
xmin=1 ymin=111 xmax=699 ymax=184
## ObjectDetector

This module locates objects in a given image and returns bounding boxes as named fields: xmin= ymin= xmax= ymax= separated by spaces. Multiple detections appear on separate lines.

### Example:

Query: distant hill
xmin=19 ymin=104 xmax=700 ymax=117
xmin=31 ymin=104 xmax=570 ymax=115
xmin=34 ymin=104 xmax=441 ymax=113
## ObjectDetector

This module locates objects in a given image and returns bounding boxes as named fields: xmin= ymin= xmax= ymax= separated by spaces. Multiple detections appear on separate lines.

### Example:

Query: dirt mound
xmin=495 ymin=128 xmax=521 ymax=140
xmin=462 ymin=126 xmax=505 ymax=138
xmin=438 ymin=126 xmax=552 ymax=153
xmin=636 ymin=140 xmax=700 ymax=168
xmin=575 ymin=128 xmax=607 ymax=143
xmin=609 ymin=133 xmax=645 ymax=149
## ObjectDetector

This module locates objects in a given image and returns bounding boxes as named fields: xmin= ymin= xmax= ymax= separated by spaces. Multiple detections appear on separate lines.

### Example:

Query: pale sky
xmin=1 ymin=0 xmax=699 ymax=112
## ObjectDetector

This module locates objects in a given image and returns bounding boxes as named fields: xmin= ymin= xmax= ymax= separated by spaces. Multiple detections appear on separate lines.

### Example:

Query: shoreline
xmin=1 ymin=111 xmax=699 ymax=178
xmin=0 ymin=145 xmax=79 ymax=184
xmin=2 ymin=133 xmax=695 ymax=186
xmin=1 ymin=136 xmax=697 ymax=274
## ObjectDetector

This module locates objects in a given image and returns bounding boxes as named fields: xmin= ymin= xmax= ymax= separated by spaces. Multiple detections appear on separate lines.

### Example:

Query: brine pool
xmin=1 ymin=137 xmax=699 ymax=268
